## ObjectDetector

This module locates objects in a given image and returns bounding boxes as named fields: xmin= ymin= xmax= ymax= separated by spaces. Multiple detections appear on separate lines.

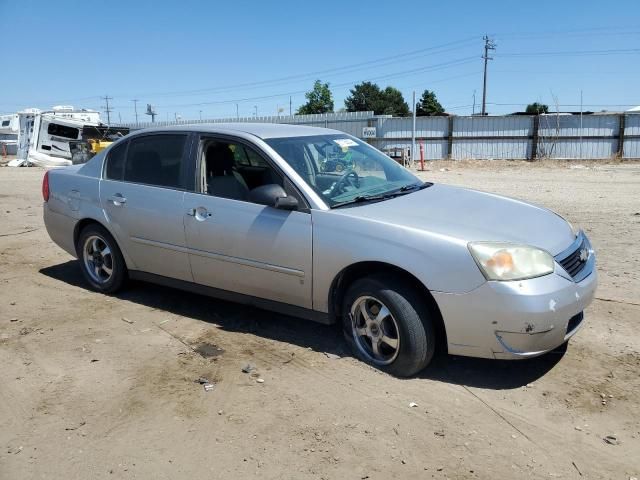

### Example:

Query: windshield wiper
xmin=399 ymin=181 xmax=433 ymax=192
xmin=331 ymin=182 xmax=433 ymax=209
xmin=332 ymin=194 xmax=394 ymax=208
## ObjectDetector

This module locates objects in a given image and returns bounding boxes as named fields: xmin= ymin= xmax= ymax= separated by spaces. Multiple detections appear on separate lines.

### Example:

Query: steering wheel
xmin=329 ymin=169 xmax=360 ymax=196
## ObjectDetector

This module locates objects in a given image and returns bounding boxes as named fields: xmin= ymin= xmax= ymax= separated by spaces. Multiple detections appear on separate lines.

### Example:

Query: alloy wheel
xmin=82 ymin=235 xmax=114 ymax=284
xmin=350 ymin=295 xmax=400 ymax=365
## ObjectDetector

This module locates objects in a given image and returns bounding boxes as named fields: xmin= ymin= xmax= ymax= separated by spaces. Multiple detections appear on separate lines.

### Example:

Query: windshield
xmin=265 ymin=134 xmax=421 ymax=207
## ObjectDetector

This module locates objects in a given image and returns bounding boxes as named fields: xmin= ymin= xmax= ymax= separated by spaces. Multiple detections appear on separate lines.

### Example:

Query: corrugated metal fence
xmin=116 ymin=111 xmax=640 ymax=160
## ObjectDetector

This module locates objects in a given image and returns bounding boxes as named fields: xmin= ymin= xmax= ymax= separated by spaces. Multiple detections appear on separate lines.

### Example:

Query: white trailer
xmin=10 ymin=106 xmax=102 ymax=167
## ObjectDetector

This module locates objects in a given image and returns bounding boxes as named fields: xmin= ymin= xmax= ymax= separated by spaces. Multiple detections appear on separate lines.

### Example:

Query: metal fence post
xmin=617 ymin=114 xmax=626 ymax=158
xmin=530 ymin=115 xmax=540 ymax=161
xmin=447 ymin=116 xmax=454 ymax=159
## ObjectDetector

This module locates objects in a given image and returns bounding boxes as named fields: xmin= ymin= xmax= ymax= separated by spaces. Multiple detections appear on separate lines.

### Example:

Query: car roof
xmin=128 ymin=122 xmax=344 ymax=140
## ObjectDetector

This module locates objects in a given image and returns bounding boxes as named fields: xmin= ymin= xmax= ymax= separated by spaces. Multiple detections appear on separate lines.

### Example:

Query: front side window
xmin=265 ymin=134 xmax=421 ymax=207
xmin=200 ymin=139 xmax=282 ymax=201
xmin=123 ymin=135 xmax=187 ymax=189
xmin=1 ymin=120 xmax=10 ymax=127
xmin=47 ymin=123 xmax=79 ymax=139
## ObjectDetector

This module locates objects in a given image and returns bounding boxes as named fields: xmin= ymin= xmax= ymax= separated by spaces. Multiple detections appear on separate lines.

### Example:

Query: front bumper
xmin=433 ymin=236 xmax=597 ymax=360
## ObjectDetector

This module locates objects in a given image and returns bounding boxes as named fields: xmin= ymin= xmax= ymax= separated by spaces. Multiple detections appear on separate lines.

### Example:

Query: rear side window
xmin=124 ymin=135 xmax=187 ymax=189
xmin=105 ymin=142 xmax=127 ymax=180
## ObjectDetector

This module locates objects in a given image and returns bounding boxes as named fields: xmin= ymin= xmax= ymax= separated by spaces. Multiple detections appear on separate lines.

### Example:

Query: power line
xmin=109 ymin=56 xmax=478 ymax=110
xmin=496 ymin=48 xmax=640 ymax=57
xmin=111 ymin=37 xmax=479 ymax=99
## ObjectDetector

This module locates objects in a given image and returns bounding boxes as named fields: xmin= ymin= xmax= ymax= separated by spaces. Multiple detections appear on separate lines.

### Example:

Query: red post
xmin=419 ymin=141 xmax=425 ymax=171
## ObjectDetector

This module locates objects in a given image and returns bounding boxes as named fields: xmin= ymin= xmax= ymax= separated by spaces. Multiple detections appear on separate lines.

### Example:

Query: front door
xmin=100 ymin=133 xmax=193 ymax=282
xmin=183 ymin=137 xmax=313 ymax=308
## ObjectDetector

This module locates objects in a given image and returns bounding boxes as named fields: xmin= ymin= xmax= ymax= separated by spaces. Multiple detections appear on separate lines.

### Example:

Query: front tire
xmin=342 ymin=275 xmax=435 ymax=377
xmin=76 ymin=224 xmax=127 ymax=293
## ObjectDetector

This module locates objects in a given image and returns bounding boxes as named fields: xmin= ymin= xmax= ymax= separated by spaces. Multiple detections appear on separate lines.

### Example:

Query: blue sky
xmin=1 ymin=0 xmax=639 ymax=122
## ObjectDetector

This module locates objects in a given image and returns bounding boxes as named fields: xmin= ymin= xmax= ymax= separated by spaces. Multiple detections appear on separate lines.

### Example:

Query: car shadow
xmin=418 ymin=344 xmax=566 ymax=389
xmin=40 ymin=260 xmax=566 ymax=390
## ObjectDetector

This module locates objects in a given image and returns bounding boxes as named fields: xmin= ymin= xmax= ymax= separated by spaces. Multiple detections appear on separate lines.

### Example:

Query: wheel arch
xmin=72 ymin=218 xmax=133 ymax=268
xmin=328 ymin=261 xmax=448 ymax=352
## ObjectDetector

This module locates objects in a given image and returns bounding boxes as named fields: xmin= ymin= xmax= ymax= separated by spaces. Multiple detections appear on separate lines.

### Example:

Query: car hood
xmin=334 ymin=183 xmax=575 ymax=256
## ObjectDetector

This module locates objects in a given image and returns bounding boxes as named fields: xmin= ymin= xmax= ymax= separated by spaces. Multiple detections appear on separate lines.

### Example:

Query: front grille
xmin=567 ymin=311 xmax=584 ymax=334
xmin=557 ymin=237 xmax=588 ymax=279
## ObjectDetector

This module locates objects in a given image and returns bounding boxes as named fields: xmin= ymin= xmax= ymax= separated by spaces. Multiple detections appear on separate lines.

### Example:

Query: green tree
xmin=525 ymin=102 xmax=549 ymax=114
xmin=345 ymin=82 xmax=410 ymax=116
xmin=297 ymin=80 xmax=334 ymax=114
xmin=381 ymin=86 xmax=410 ymax=116
xmin=416 ymin=90 xmax=444 ymax=116
xmin=344 ymin=81 xmax=383 ymax=113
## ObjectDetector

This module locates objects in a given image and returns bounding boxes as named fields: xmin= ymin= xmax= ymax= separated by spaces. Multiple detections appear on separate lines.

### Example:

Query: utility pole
xmin=253 ymin=105 xmax=258 ymax=117
xmin=411 ymin=90 xmax=416 ymax=166
xmin=481 ymin=36 xmax=496 ymax=116
xmin=131 ymin=99 xmax=139 ymax=125
xmin=199 ymin=110 xmax=202 ymax=121
xmin=289 ymin=96 xmax=292 ymax=116
xmin=472 ymin=90 xmax=476 ymax=116
xmin=102 ymin=95 xmax=113 ymax=124
xmin=235 ymin=103 xmax=239 ymax=120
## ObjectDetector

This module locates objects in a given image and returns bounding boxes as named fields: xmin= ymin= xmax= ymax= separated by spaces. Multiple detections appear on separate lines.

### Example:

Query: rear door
xmin=100 ymin=133 xmax=194 ymax=281
xmin=183 ymin=135 xmax=313 ymax=308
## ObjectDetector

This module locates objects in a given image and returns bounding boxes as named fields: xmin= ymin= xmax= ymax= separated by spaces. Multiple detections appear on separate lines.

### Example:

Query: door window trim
xmin=193 ymin=133 xmax=311 ymax=212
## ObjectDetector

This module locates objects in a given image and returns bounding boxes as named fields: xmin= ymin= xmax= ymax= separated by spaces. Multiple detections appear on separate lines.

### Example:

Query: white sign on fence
xmin=362 ymin=127 xmax=376 ymax=138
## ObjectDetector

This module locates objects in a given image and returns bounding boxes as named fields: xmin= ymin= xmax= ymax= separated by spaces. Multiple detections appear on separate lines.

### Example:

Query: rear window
xmin=105 ymin=142 xmax=127 ymax=180
xmin=123 ymin=135 xmax=187 ymax=189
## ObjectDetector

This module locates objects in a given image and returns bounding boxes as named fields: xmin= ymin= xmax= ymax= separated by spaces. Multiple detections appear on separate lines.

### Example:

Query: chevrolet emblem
xmin=579 ymin=248 xmax=589 ymax=262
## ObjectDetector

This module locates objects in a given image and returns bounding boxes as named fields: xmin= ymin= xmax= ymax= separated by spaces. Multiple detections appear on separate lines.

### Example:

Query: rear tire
xmin=342 ymin=274 xmax=435 ymax=377
xmin=76 ymin=224 xmax=127 ymax=293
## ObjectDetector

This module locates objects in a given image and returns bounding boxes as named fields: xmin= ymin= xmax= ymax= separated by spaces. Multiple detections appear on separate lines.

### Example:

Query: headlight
xmin=468 ymin=242 xmax=555 ymax=281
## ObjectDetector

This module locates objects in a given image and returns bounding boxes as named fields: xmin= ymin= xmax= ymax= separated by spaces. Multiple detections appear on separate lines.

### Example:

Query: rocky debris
xmin=603 ymin=435 xmax=620 ymax=445
xmin=194 ymin=377 xmax=214 ymax=391
xmin=409 ymin=402 xmax=418 ymax=408
xmin=121 ymin=317 xmax=134 ymax=324
xmin=65 ymin=421 xmax=86 ymax=431
xmin=256 ymin=378 xmax=265 ymax=383
xmin=324 ymin=352 xmax=341 ymax=360
xmin=242 ymin=364 xmax=256 ymax=374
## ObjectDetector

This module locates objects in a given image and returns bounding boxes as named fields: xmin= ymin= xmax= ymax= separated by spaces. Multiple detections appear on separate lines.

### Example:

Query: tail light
xmin=42 ymin=171 xmax=50 ymax=202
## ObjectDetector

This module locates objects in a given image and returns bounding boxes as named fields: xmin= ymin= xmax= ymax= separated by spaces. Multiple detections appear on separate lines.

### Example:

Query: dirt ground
xmin=0 ymin=160 xmax=638 ymax=479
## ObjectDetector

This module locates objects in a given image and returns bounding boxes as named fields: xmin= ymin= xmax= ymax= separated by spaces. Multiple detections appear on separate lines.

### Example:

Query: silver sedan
xmin=43 ymin=124 xmax=597 ymax=376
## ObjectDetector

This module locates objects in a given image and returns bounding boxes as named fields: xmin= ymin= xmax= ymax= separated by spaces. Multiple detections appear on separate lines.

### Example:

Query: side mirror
xmin=248 ymin=184 xmax=298 ymax=211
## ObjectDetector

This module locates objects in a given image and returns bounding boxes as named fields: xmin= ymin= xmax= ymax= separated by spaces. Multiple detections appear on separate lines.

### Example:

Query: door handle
xmin=108 ymin=194 xmax=127 ymax=206
xmin=187 ymin=207 xmax=212 ymax=220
